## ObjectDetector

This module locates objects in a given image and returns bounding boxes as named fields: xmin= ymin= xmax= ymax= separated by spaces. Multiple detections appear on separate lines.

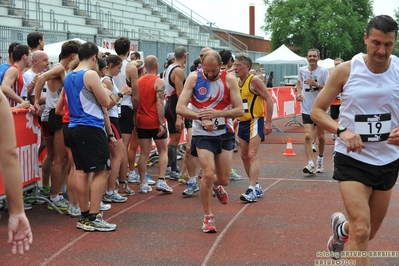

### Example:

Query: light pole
xmin=206 ymin=22 xmax=215 ymax=46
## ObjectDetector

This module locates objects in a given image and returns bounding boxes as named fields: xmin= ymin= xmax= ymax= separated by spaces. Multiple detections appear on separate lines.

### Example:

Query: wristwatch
xmin=117 ymin=92 xmax=123 ymax=98
xmin=108 ymin=133 xmax=115 ymax=138
xmin=337 ymin=125 xmax=347 ymax=137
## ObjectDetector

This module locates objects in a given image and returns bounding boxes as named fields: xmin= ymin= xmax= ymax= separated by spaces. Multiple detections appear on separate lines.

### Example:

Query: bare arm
xmin=55 ymin=89 xmax=64 ymax=116
xmin=103 ymin=107 xmax=117 ymax=146
xmin=1 ymin=68 xmax=25 ymax=104
xmin=172 ymin=67 xmax=185 ymax=97
xmin=310 ymin=61 xmax=365 ymax=153
xmin=26 ymin=74 xmax=39 ymax=97
xmin=251 ymin=76 xmax=273 ymax=122
xmin=84 ymin=70 xmax=112 ymax=107
xmin=126 ymin=63 xmax=140 ymax=113
xmin=0 ymin=90 xmax=33 ymax=254
xmin=155 ymin=78 xmax=166 ymax=125
xmin=310 ymin=62 xmax=350 ymax=133
xmin=34 ymin=65 xmax=64 ymax=110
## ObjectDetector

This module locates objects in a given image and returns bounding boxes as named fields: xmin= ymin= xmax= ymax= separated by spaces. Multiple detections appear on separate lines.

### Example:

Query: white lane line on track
xmin=40 ymin=183 xmax=179 ymax=266
xmin=201 ymin=178 xmax=283 ymax=266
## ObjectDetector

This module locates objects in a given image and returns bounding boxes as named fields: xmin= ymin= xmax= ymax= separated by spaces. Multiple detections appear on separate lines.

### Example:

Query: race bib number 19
xmin=354 ymin=113 xmax=391 ymax=142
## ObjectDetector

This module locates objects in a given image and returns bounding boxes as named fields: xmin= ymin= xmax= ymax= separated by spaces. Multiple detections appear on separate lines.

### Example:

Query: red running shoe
xmin=202 ymin=214 xmax=217 ymax=233
xmin=213 ymin=185 xmax=228 ymax=205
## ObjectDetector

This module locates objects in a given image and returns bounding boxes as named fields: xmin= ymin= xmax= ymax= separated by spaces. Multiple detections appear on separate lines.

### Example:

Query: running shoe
xmin=139 ymin=183 xmax=153 ymax=194
xmin=178 ymin=174 xmax=189 ymax=184
xmin=102 ymin=192 xmax=128 ymax=203
xmin=182 ymin=181 xmax=200 ymax=197
xmin=213 ymin=185 xmax=228 ymax=204
xmin=169 ymin=171 xmax=180 ymax=181
xmin=230 ymin=168 xmax=243 ymax=181
xmin=202 ymin=214 xmax=217 ymax=233
xmin=118 ymin=182 xmax=135 ymax=196
xmin=100 ymin=201 xmax=111 ymax=211
xmin=240 ymin=188 xmax=258 ymax=203
xmin=67 ymin=206 xmax=81 ymax=218
xmin=145 ymin=173 xmax=156 ymax=185
xmin=78 ymin=214 xmax=117 ymax=232
xmin=327 ymin=212 xmax=348 ymax=260
xmin=312 ymin=142 xmax=317 ymax=152
xmin=255 ymin=182 xmax=264 ymax=197
xmin=77 ymin=217 xmax=92 ymax=230
xmin=48 ymin=196 xmax=69 ymax=211
xmin=127 ymin=171 xmax=140 ymax=183
xmin=156 ymin=180 xmax=173 ymax=193
xmin=316 ymin=158 xmax=324 ymax=173
xmin=303 ymin=164 xmax=316 ymax=174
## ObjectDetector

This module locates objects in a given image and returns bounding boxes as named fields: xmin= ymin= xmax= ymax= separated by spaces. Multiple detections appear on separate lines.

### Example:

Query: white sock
xmin=50 ymin=194 xmax=60 ymax=202
xmin=308 ymin=160 xmax=314 ymax=167
xmin=212 ymin=184 xmax=219 ymax=190
xmin=189 ymin=176 xmax=196 ymax=183
xmin=106 ymin=191 xmax=113 ymax=195
xmin=338 ymin=221 xmax=348 ymax=239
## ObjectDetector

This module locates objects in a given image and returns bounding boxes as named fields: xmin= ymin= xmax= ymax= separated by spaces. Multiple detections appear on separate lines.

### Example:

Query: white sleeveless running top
xmin=113 ymin=59 xmax=133 ymax=109
xmin=335 ymin=53 xmax=399 ymax=165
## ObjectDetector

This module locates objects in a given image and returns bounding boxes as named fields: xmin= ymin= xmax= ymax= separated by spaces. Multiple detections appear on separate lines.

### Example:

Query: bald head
xmin=32 ymin=50 xmax=49 ymax=72
xmin=144 ymin=55 xmax=158 ymax=73
xmin=201 ymin=50 xmax=221 ymax=65
xmin=199 ymin=47 xmax=212 ymax=63
xmin=32 ymin=50 xmax=47 ymax=60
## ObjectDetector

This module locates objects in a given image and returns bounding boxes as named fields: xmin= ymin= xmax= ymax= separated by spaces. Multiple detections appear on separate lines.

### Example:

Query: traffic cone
xmin=283 ymin=137 xmax=296 ymax=156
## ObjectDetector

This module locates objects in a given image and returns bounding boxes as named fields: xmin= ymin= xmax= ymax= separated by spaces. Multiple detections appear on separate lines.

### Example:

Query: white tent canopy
xmin=255 ymin=44 xmax=308 ymax=65
xmin=318 ymin=58 xmax=335 ymax=72
xmin=44 ymin=38 xmax=116 ymax=62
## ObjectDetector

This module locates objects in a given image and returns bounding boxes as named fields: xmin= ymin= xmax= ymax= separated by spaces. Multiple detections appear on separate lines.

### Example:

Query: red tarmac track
xmin=1 ymin=116 xmax=398 ymax=265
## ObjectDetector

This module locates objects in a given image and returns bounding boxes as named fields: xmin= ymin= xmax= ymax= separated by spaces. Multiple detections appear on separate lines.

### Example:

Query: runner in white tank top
xmin=310 ymin=15 xmax=399 ymax=264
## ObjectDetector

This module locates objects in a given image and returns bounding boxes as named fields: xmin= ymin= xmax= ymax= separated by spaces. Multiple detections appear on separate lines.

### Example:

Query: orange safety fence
xmin=0 ymin=109 xmax=41 ymax=195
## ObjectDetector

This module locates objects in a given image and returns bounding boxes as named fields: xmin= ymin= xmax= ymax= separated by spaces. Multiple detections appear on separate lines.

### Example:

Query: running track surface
xmin=1 ymin=117 xmax=398 ymax=266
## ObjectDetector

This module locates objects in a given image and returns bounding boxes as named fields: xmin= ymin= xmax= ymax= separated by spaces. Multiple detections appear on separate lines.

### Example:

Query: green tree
xmin=262 ymin=0 xmax=373 ymax=60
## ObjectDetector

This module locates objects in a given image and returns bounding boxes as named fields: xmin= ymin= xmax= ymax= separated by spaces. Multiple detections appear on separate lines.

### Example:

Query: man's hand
xmin=202 ymin=119 xmax=214 ymax=131
xmin=339 ymin=130 xmax=365 ymax=154
xmin=198 ymin=108 xmax=218 ymax=120
xmin=388 ymin=128 xmax=399 ymax=146
xmin=8 ymin=213 xmax=33 ymax=255
xmin=264 ymin=121 xmax=272 ymax=135
xmin=175 ymin=116 xmax=184 ymax=133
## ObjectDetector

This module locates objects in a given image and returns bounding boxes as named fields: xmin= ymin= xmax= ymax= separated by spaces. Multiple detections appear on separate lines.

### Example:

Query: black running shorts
xmin=333 ymin=152 xmax=399 ymax=191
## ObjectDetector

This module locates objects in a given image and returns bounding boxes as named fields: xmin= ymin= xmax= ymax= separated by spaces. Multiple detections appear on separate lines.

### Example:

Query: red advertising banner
xmin=266 ymin=86 xmax=301 ymax=119
xmin=0 ymin=109 xmax=41 ymax=195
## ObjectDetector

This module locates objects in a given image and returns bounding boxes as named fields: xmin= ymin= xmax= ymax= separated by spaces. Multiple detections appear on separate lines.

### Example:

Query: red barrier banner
xmin=266 ymin=86 xmax=301 ymax=119
xmin=0 ymin=109 xmax=41 ymax=195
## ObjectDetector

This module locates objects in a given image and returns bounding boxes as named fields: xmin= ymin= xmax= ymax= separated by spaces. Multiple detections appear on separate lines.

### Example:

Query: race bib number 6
xmin=354 ymin=113 xmax=391 ymax=142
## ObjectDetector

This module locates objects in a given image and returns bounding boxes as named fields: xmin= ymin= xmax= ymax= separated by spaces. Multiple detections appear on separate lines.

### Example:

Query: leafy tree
xmin=262 ymin=0 xmax=373 ymax=60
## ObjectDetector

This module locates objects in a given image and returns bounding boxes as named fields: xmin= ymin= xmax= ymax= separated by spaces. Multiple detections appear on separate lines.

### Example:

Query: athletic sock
xmin=338 ymin=221 xmax=348 ymax=239
xmin=189 ymin=176 xmax=196 ymax=183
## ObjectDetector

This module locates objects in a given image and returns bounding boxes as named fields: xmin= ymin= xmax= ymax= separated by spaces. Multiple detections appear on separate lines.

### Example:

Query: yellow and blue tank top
xmin=238 ymin=74 xmax=264 ymax=121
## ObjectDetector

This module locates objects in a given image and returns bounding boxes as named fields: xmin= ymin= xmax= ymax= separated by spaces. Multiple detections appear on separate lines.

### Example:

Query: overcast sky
xmin=180 ymin=0 xmax=398 ymax=39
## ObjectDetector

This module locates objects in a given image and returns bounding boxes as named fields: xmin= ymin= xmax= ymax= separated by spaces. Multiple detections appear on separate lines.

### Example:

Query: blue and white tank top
xmin=64 ymin=69 xmax=104 ymax=129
